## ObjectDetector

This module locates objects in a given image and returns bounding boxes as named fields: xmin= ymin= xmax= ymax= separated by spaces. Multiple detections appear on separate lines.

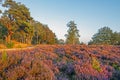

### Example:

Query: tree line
xmin=61 ymin=22 xmax=120 ymax=45
xmin=89 ymin=27 xmax=120 ymax=45
xmin=0 ymin=0 xmax=120 ymax=46
xmin=0 ymin=0 xmax=57 ymax=45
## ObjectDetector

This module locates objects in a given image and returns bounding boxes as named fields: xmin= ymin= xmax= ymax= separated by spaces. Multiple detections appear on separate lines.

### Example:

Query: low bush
xmin=1 ymin=50 xmax=8 ymax=62
xmin=92 ymin=57 xmax=101 ymax=72
xmin=5 ymin=42 xmax=14 ymax=48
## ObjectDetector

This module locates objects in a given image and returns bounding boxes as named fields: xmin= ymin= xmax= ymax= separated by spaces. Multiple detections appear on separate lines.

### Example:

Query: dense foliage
xmin=0 ymin=0 xmax=57 ymax=45
xmin=0 ymin=1 xmax=120 ymax=80
xmin=89 ymin=27 xmax=120 ymax=45
xmin=0 ymin=45 xmax=120 ymax=80
xmin=32 ymin=21 xmax=57 ymax=44
xmin=1 ymin=0 xmax=120 ymax=46
xmin=65 ymin=21 xmax=80 ymax=44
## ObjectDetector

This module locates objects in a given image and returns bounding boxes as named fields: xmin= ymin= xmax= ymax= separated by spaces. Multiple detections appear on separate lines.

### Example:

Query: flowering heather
xmin=0 ymin=45 xmax=120 ymax=80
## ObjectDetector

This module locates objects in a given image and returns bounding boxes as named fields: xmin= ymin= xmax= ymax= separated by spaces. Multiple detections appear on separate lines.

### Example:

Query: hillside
xmin=0 ymin=45 xmax=120 ymax=80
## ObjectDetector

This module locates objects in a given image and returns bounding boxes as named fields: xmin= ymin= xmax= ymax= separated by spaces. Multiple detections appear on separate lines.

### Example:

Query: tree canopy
xmin=89 ymin=27 xmax=120 ymax=45
xmin=0 ymin=0 xmax=57 ymax=45
xmin=32 ymin=21 xmax=57 ymax=44
xmin=0 ymin=0 xmax=120 ymax=46
xmin=65 ymin=21 xmax=80 ymax=44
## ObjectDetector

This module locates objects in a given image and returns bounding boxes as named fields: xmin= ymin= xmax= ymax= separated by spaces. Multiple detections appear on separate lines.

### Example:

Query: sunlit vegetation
xmin=92 ymin=57 xmax=101 ymax=72
xmin=0 ymin=0 xmax=120 ymax=48
xmin=89 ymin=27 xmax=120 ymax=45
xmin=0 ymin=0 xmax=120 ymax=80
xmin=1 ymin=50 xmax=7 ymax=62
xmin=65 ymin=21 xmax=80 ymax=44
xmin=0 ymin=45 xmax=120 ymax=80
xmin=0 ymin=0 xmax=57 ymax=48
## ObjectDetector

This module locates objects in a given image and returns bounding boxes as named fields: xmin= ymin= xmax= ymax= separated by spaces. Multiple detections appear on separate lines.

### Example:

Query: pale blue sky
xmin=16 ymin=0 xmax=120 ymax=43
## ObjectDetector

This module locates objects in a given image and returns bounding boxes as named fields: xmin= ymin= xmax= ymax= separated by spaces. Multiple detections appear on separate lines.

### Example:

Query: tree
xmin=0 ymin=0 xmax=33 ymax=44
xmin=111 ymin=32 xmax=120 ymax=45
xmin=32 ymin=21 xmax=46 ymax=44
xmin=20 ymin=21 xmax=34 ymax=44
xmin=43 ymin=25 xmax=57 ymax=44
xmin=0 ymin=24 xmax=8 ymax=42
xmin=0 ymin=16 xmax=15 ymax=42
xmin=89 ymin=27 xmax=113 ymax=45
xmin=89 ymin=27 xmax=120 ymax=45
xmin=58 ymin=39 xmax=65 ymax=44
xmin=65 ymin=21 xmax=80 ymax=44
xmin=0 ymin=0 xmax=58 ymax=45
xmin=32 ymin=21 xmax=57 ymax=44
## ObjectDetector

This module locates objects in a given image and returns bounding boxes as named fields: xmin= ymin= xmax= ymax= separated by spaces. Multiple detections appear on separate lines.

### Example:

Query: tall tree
xmin=0 ymin=0 xmax=57 ymax=45
xmin=0 ymin=0 xmax=33 ymax=44
xmin=65 ymin=21 xmax=80 ymax=44
xmin=32 ymin=21 xmax=57 ymax=44
xmin=89 ymin=27 xmax=113 ymax=45
xmin=111 ymin=32 xmax=120 ymax=45
xmin=0 ymin=24 xmax=7 ymax=41
xmin=44 ymin=25 xmax=57 ymax=44
xmin=58 ymin=39 xmax=65 ymax=44
xmin=0 ymin=15 xmax=16 ymax=42
xmin=32 ymin=21 xmax=44 ymax=44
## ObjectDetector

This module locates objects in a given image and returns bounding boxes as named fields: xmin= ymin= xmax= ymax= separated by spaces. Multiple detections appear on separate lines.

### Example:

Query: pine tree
xmin=0 ymin=0 xmax=33 ymax=44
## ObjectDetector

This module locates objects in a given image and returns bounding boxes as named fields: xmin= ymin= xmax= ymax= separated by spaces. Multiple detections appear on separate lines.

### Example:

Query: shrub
xmin=28 ymin=61 xmax=55 ymax=80
xmin=0 ymin=39 xmax=5 ymax=44
xmin=92 ymin=57 xmax=101 ymax=72
xmin=112 ymin=63 xmax=120 ymax=70
xmin=2 ymin=50 xmax=8 ymax=62
xmin=6 ymin=42 xmax=14 ymax=48
xmin=58 ymin=62 xmax=76 ymax=80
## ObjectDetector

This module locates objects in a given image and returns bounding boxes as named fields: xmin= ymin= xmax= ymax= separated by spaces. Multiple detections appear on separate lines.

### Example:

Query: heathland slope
xmin=0 ymin=45 xmax=120 ymax=80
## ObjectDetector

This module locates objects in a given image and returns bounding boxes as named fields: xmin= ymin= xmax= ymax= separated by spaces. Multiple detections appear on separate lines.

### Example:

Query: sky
xmin=15 ymin=0 xmax=120 ymax=43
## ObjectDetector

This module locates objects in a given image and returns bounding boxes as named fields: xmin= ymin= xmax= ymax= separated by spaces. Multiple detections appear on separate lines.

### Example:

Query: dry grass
xmin=0 ymin=40 xmax=31 ymax=49
xmin=0 ymin=44 xmax=7 ymax=49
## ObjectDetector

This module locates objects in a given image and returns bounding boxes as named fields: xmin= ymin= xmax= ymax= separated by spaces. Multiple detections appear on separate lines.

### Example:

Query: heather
xmin=0 ymin=45 xmax=120 ymax=80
